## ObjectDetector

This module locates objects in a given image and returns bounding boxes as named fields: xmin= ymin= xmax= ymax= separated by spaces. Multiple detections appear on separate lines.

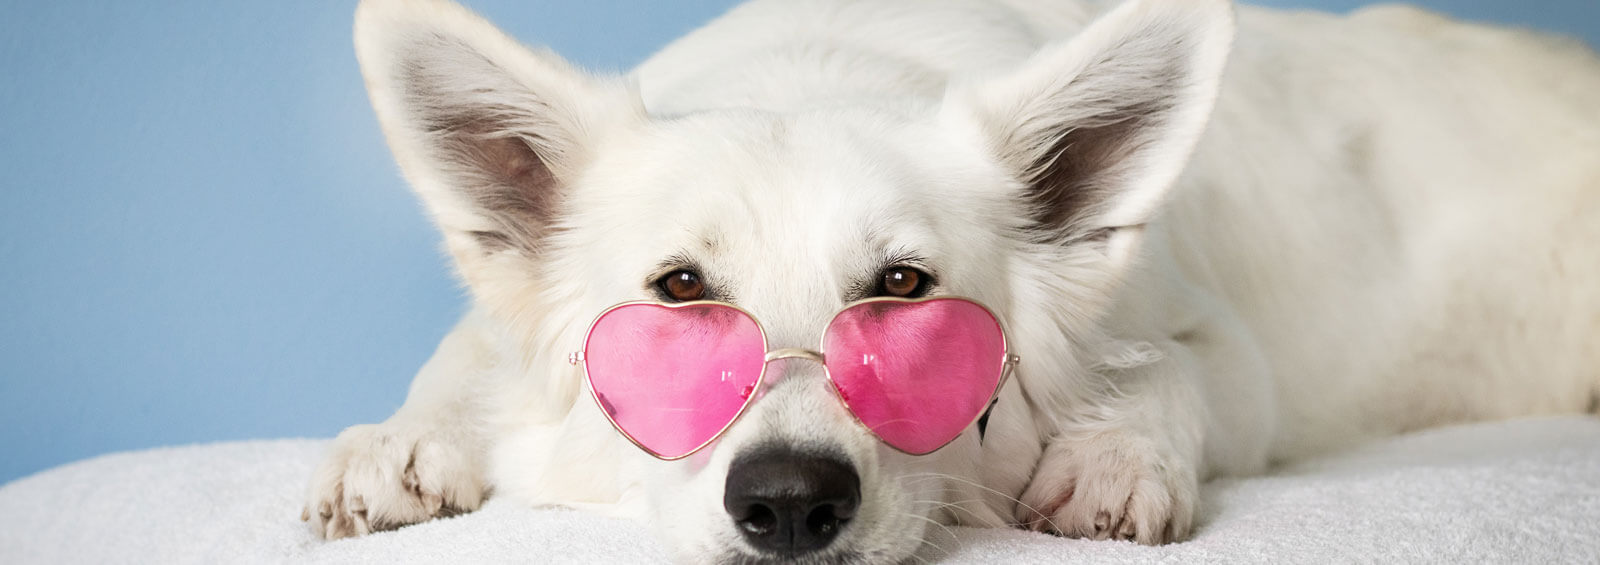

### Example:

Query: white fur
xmin=307 ymin=0 xmax=1600 ymax=561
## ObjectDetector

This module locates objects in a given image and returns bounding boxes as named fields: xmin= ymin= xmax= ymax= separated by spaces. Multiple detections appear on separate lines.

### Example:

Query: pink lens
xmin=582 ymin=303 xmax=767 ymax=459
xmin=823 ymin=298 xmax=1007 ymax=455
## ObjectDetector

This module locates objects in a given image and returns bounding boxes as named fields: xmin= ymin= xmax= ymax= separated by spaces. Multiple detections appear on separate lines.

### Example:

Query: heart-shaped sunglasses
xmin=568 ymin=296 xmax=1019 ymax=460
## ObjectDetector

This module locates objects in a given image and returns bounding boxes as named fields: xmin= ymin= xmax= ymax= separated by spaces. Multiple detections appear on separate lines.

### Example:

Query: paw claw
xmin=1093 ymin=510 xmax=1113 ymax=539
xmin=323 ymin=498 xmax=348 ymax=539
xmin=421 ymin=491 xmax=444 ymax=516
xmin=1116 ymin=518 xmax=1137 ymax=541
xmin=350 ymin=508 xmax=372 ymax=536
xmin=403 ymin=463 xmax=419 ymax=493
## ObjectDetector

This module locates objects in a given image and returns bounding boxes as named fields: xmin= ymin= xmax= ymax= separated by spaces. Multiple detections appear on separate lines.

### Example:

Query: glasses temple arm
xmin=979 ymin=355 xmax=1021 ymax=443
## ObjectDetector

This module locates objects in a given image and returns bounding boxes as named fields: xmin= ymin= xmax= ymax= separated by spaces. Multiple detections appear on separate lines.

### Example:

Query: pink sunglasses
xmin=568 ymin=296 xmax=1019 ymax=460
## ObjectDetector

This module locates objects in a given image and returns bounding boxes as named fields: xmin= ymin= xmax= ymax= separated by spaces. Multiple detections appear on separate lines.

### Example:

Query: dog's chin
xmin=690 ymin=496 xmax=939 ymax=565
xmin=662 ymin=512 xmax=915 ymax=565
xmin=661 ymin=490 xmax=935 ymax=565
xmin=712 ymin=548 xmax=866 ymax=565
xmin=701 ymin=536 xmax=924 ymax=565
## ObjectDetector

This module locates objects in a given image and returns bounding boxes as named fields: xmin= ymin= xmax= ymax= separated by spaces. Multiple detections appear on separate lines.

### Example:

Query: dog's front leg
xmin=1015 ymin=340 xmax=1209 ymax=545
xmin=303 ymin=310 xmax=498 ymax=539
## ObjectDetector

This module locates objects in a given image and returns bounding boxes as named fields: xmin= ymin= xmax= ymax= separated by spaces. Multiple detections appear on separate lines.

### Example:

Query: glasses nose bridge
xmin=763 ymin=348 xmax=825 ymax=365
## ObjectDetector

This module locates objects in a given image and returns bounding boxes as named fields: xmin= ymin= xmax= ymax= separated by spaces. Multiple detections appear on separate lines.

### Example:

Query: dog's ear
xmin=354 ymin=0 xmax=642 ymax=279
xmin=945 ymin=0 xmax=1233 ymax=262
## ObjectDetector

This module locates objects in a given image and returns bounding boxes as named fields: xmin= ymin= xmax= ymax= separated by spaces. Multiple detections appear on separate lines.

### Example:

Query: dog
xmin=304 ymin=0 xmax=1600 ymax=562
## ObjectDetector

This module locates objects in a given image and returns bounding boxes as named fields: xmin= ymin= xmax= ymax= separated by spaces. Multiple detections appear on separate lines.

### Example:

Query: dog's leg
xmin=303 ymin=310 xmax=497 ymax=539
xmin=1015 ymin=346 xmax=1206 ymax=544
xmin=1016 ymin=308 xmax=1274 ymax=545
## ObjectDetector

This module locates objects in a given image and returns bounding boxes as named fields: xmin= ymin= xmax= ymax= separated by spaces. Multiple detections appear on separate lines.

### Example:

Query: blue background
xmin=1 ymin=1 xmax=1595 ymax=484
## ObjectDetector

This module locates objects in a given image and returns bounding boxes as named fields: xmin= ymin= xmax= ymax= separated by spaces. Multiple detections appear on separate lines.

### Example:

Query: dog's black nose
xmin=723 ymin=448 xmax=860 ymax=556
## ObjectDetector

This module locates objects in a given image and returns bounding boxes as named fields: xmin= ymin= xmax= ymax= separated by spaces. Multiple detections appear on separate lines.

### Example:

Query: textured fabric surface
xmin=3 ymin=417 xmax=1598 ymax=564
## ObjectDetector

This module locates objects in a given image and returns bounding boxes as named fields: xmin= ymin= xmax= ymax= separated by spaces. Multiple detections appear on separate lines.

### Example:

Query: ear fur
xmin=945 ymin=0 xmax=1235 ymax=249
xmin=354 ymin=0 xmax=643 ymax=276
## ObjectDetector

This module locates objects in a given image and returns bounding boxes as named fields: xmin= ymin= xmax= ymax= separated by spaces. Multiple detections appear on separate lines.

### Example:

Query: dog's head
xmin=353 ymin=0 xmax=1231 ymax=561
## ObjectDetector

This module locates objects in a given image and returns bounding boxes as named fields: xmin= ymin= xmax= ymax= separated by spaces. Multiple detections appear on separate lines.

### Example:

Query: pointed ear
xmin=944 ymin=0 xmax=1233 ymax=253
xmin=354 ymin=0 xmax=643 ymax=275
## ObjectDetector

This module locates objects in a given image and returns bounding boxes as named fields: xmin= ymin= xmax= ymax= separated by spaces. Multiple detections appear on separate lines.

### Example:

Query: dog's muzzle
xmin=723 ymin=448 xmax=861 ymax=558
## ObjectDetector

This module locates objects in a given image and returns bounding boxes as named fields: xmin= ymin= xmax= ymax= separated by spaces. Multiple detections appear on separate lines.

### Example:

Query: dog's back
xmin=1175 ymin=5 xmax=1600 ymax=457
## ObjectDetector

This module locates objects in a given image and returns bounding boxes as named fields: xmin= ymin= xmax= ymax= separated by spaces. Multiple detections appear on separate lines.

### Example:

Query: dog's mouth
xmin=722 ymin=447 xmax=862 ymax=560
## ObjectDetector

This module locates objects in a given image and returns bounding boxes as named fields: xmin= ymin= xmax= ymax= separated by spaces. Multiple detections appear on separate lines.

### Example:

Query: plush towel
xmin=3 ymin=416 xmax=1598 ymax=563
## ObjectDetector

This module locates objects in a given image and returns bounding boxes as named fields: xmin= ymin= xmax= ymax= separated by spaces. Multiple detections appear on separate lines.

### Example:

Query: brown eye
xmin=879 ymin=266 xmax=929 ymax=298
xmin=658 ymin=270 xmax=706 ymax=302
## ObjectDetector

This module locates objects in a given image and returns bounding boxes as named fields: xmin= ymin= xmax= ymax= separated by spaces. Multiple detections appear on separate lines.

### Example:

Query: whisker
xmin=900 ymin=471 xmax=1064 ymax=533
xmin=905 ymin=546 xmax=932 ymax=565
xmin=896 ymin=512 xmax=954 ymax=558
xmin=914 ymin=498 xmax=990 ymax=523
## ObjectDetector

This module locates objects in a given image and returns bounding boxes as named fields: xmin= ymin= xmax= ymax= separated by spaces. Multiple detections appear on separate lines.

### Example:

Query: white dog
xmin=305 ymin=0 xmax=1600 ymax=561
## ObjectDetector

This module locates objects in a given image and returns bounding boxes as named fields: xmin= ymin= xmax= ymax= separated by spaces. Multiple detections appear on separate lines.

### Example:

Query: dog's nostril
xmin=724 ymin=448 xmax=861 ymax=556
xmin=738 ymin=504 xmax=778 ymax=536
xmin=806 ymin=504 xmax=845 ymax=537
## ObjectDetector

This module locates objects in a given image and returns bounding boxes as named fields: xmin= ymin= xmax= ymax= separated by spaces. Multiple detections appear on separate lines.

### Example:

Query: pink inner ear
xmin=583 ymin=303 xmax=767 ymax=459
xmin=823 ymin=298 xmax=1007 ymax=455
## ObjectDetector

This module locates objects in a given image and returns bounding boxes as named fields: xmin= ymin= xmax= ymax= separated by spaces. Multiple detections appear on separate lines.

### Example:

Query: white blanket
xmin=3 ymin=416 xmax=1598 ymax=563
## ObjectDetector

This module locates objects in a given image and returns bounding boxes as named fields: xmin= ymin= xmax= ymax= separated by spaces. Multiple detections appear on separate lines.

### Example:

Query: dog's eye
xmin=657 ymin=270 xmax=706 ymax=302
xmin=877 ymin=266 xmax=930 ymax=298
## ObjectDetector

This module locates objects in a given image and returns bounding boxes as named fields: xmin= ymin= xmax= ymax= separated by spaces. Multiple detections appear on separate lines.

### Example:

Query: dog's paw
xmin=1015 ymin=430 xmax=1197 ymax=545
xmin=303 ymin=423 xmax=485 ymax=539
